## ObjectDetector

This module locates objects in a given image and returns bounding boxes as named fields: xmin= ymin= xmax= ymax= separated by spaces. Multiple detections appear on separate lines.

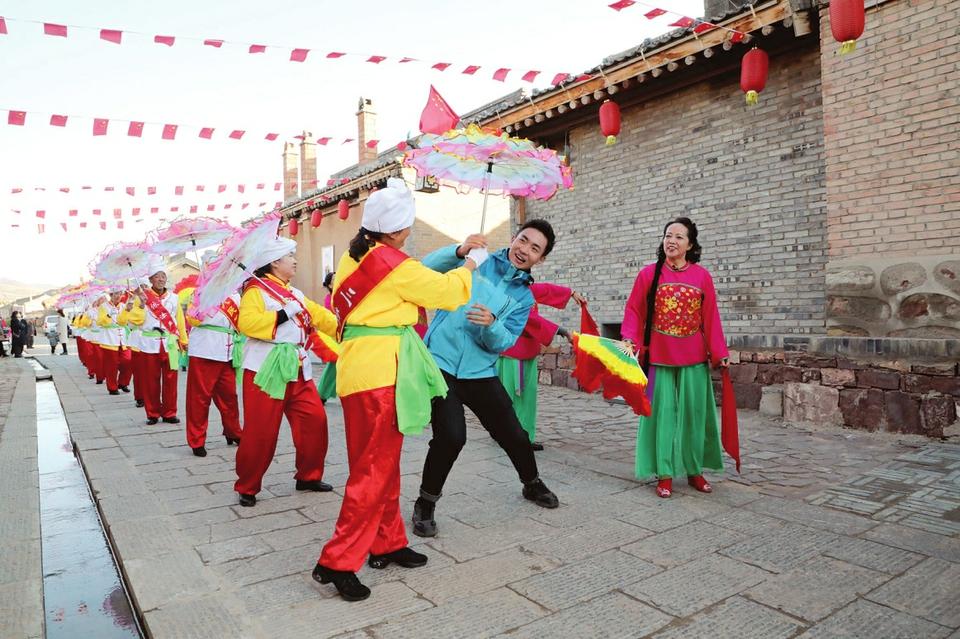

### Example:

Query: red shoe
xmin=656 ymin=478 xmax=672 ymax=498
xmin=688 ymin=475 xmax=712 ymax=493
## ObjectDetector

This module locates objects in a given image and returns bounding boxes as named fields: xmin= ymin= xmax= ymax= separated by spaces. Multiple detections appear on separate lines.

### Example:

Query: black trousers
xmin=420 ymin=371 xmax=538 ymax=497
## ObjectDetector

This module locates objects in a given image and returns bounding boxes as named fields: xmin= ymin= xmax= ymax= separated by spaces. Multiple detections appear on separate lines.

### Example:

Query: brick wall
xmin=820 ymin=0 xmax=960 ymax=259
xmin=526 ymin=39 xmax=828 ymax=339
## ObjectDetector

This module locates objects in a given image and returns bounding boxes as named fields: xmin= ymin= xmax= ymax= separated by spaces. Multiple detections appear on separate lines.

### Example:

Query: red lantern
xmin=337 ymin=199 xmax=350 ymax=220
xmin=830 ymin=0 xmax=865 ymax=55
xmin=740 ymin=48 xmax=769 ymax=106
xmin=288 ymin=218 xmax=299 ymax=236
xmin=598 ymin=100 xmax=621 ymax=146
xmin=311 ymin=210 xmax=322 ymax=228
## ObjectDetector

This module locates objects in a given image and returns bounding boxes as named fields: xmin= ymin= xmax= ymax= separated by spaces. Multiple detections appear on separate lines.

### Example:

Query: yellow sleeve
xmin=97 ymin=306 xmax=112 ymax=327
xmin=304 ymin=296 xmax=337 ymax=337
xmin=127 ymin=304 xmax=145 ymax=327
xmin=187 ymin=314 xmax=201 ymax=328
xmin=118 ymin=308 xmax=130 ymax=326
xmin=176 ymin=303 xmax=188 ymax=344
xmin=391 ymin=260 xmax=473 ymax=311
xmin=238 ymin=287 xmax=279 ymax=340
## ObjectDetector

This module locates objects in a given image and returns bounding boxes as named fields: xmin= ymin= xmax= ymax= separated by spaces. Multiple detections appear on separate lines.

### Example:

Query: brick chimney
xmin=357 ymin=97 xmax=378 ymax=165
xmin=282 ymin=142 xmax=299 ymax=201
xmin=300 ymin=131 xmax=317 ymax=193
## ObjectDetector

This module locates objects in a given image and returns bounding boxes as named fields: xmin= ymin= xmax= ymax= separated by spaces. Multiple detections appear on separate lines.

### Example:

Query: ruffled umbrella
xmin=90 ymin=241 xmax=154 ymax=281
xmin=148 ymin=216 xmax=236 ymax=273
xmin=404 ymin=124 xmax=573 ymax=233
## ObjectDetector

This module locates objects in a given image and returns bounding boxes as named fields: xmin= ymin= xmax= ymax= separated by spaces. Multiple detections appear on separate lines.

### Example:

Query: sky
xmin=0 ymin=0 xmax=704 ymax=287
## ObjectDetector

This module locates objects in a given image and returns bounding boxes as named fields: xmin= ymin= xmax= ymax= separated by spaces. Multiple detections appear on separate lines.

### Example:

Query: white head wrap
xmin=146 ymin=255 xmax=166 ymax=277
xmin=361 ymin=178 xmax=415 ymax=234
xmin=138 ymin=277 xmax=151 ymax=288
xmin=256 ymin=237 xmax=297 ymax=269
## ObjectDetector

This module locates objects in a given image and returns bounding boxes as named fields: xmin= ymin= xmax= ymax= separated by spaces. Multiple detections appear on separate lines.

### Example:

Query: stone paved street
xmin=3 ymin=349 xmax=959 ymax=638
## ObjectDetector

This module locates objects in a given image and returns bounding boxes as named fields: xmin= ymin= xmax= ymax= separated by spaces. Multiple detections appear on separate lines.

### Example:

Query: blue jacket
xmin=422 ymin=245 xmax=534 ymax=379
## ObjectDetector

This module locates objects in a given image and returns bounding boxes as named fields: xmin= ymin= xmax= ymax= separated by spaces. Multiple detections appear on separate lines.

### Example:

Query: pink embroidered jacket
xmin=622 ymin=262 xmax=728 ymax=367
xmin=501 ymin=282 xmax=572 ymax=361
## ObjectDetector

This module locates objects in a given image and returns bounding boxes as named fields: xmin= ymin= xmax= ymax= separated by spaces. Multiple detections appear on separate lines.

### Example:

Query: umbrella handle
xmin=479 ymin=161 xmax=493 ymax=235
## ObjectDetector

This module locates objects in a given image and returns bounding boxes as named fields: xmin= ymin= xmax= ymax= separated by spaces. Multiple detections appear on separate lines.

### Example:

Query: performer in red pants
xmin=97 ymin=290 xmax=132 ymax=395
xmin=185 ymin=292 xmax=242 ymax=457
xmin=234 ymin=237 xmax=337 ymax=507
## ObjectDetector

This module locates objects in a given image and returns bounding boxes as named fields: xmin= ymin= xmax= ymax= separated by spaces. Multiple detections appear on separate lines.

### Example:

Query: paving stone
xmin=706 ymin=508 xmax=787 ymax=535
xmin=371 ymin=587 xmax=545 ymax=639
xmin=208 ymin=510 xmax=310 ymax=542
xmin=97 ymin=492 xmax=168 ymax=523
xmin=615 ymin=498 xmax=727 ymax=533
xmin=623 ymin=553 xmax=768 ymax=617
xmin=109 ymin=516 xmax=184 ymax=560
xmin=0 ymin=541 xmax=40 ymax=586
xmin=508 ymin=549 xmax=659 ymax=611
xmin=0 ymin=580 xmax=44 ymax=639
xmin=867 ymin=557 xmax=960 ymax=628
xmin=746 ymin=556 xmax=890 ymax=621
xmin=426 ymin=516 xmax=556 ymax=562
xmin=745 ymin=495 xmax=878 ymax=535
xmin=520 ymin=517 xmax=652 ymax=564
xmin=621 ymin=520 xmax=745 ymax=568
xmin=143 ymin=594 xmax=261 ymax=638
xmin=505 ymin=591 xmax=673 ymax=639
xmin=864 ymin=523 xmax=960 ymax=563
xmin=123 ymin=551 xmax=217 ymax=612
xmin=823 ymin=536 xmax=924 ymax=575
xmin=234 ymin=573 xmax=332 ymax=614
xmin=797 ymin=599 xmax=952 ymax=638
xmin=196 ymin=535 xmax=275 ymax=565
xmin=652 ymin=596 xmax=805 ymax=639
xmin=720 ymin=524 xmax=837 ymax=573
xmin=221 ymin=544 xmax=319 ymax=586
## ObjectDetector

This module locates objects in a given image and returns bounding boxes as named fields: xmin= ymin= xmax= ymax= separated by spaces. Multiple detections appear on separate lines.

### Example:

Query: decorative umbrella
xmin=90 ymin=241 xmax=154 ymax=281
xmin=189 ymin=212 xmax=282 ymax=320
xmin=148 ymin=216 xmax=236 ymax=272
xmin=403 ymin=124 xmax=573 ymax=232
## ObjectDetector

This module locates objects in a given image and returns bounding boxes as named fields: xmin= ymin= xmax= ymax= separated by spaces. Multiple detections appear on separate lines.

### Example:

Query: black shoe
xmin=119 ymin=386 xmax=130 ymax=393
xmin=368 ymin=547 xmax=428 ymax=570
xmin=146 ymin=418 xmax=159 ymax=425
xmin=135 ymin=400 xmax=144 ymax=408
xmin=295 ymin=480 xmax=333 ymax=492
xmin=108 ymin=390 xmax=120 ymax=395
xmin=225 ymin=436 xmax=241 ymax=446
xmin=522 ymin=478 xmax=559 ymax=509
xmin=162 ymin=416 xmax=180 ymax=424
xmin=312 ymin=564 xmax=370 ymax=602
xmin=96 ymin=379 xmax=104 ymax=385
xmin=192 ymin=446 xmax=207 ymax=457
xmin=412 ymin=496 xmax=437 ymax=538
xmin=238 ymin=493 xmax=256 ymax=507
xmin=531 ymin=441 xmax=544 ymax=451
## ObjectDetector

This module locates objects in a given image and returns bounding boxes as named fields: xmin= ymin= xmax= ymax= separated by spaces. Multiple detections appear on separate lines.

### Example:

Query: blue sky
xmin=0 ymin=0 xmax=703 ymax=284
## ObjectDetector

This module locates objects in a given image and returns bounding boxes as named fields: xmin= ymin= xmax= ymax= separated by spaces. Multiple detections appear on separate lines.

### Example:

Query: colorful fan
xmin=571 ymin=333 xmax=651 ymax=417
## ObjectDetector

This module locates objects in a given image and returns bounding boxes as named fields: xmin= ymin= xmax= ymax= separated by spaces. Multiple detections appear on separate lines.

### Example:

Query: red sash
xmin=144 ymin=289 xmax=179 ymax=335
xmin=332 ymin=244 xmax=409 ymax=340
xmin=220 ymin=297 xmax=240 ymax=330
xmin=244 ymin=276 xmax=327 ymax=359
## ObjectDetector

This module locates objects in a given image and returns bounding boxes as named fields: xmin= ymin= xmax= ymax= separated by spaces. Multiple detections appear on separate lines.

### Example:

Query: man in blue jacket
xmin=413 ymin=219 xmax=560 ymax=538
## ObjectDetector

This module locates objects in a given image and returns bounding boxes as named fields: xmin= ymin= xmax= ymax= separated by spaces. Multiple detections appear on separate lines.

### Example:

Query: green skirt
xmin=635 ymin=363 xmax=723 ymax=480
xmin=496 ymin=356 xmax=539 ymax=443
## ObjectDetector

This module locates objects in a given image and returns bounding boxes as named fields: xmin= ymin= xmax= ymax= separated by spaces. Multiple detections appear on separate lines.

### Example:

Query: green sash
xmin=194 ymin=324 xmax=245 ymax=371
xmin=318 ymin=325 xmax=447 ymax=435
xmin=142 ymin=330 xmax=180 ymax=370
xmin=253 ymin=342 xmax=300 ymax=399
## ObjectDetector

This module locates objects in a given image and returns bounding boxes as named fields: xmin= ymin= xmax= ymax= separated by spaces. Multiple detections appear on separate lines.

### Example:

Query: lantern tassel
xmin=745 ymin=90 xmax=760 ymax=106
xmin=839 ymin=40 xmax=857 ymax=55
xmin=605 ymin=135 xmax=618 ymax=146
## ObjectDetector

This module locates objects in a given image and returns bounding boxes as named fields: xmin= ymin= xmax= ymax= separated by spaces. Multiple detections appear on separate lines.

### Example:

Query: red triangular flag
xmin=317 ymin=137 xmax=331 ymax=145
xmin=609 ymin=0 xmax=636 ymax=9
xmin=198 ymin=127 xmax=214 ymax=139
xmin=100 ymin=29 xmax=122 ymax=44
xmin=147 ymin=186 xmax=156 ymax=195
xmin=189 ymin=205 xmax=198 ymax=213
xmin=492 ymin=68 xmax=510 ymax=82
xmin=419 ymin=85 xmax=459 ymax=135
xmin=60 ymin=222 xmax=67 ymax=231
xmin=150 ymin=207 xmax=159 ymax=214
xmin=238 ymin=184 xmax=245 ymax=193
xmin=44 ymin=23 xmax=67 ymax=37
xmin=326 ymin=51 xmax=345 ymax=58
xmin=93 ymin=118 xmax=109 ymax=136
xmin=113 ymin=208 xmax=122 ymax=219
xmin=128 ymin=121 xmax=144 ymax=137
xmin=669 ymin=16 xmax=695 ymax=27
xmin=644 ymin=8 xmax=666 ymax=18
xmin=117 ymin=221 xmax=124 ymax=229
xmin=132 ymin=208 xmax=140 ymax=216
xmin=521 ymin=70 xmax=540 ymax=83
xmin=174 ymin=186 xmax=184 ymax=195
xmin=154 ymin=35 xmax=175 ymax=46
xmin=36 ymin=210 xmax=46 ymax=219
xmin=229 ymin=130 xmax=245 ymax=139
xmin=0 ymin=17 xmax=7 ymax=35
xmin=203 ymin=39 xmax=224 ymax=48
xmin=161 ymin=124 xmax=178 ymax=140
xmin=207 ymin=204 xmax=215 ymax=212
xmin=196 ymin=185 xmax=205 ymax=192
xmin=290 ymin=48 xmax=309 ymax=62
xmin=366 ymin=55 xmax=386 ymax=64
xmin=256 ymin=183 xmax=265 ymax=190
xmin=579 ymin=305 xmax=600 ymax=336
xmin=217 ymin=184 xmax=226 ymax=193
xmin=730 ymin=31 xmax=745 ymax=43
xmin=273 ymin=182 xmax=281 ymax=191
xmin=93 ymin=208 xmax=101 ymax=216
xmin=8 ymin=110 xmax=26 ymax=126
xmin=99 ymin=221 xmax=106 ymax=230
xmin=366 ymin=139 xmax=379 ymax=149
xmin=68 ymin=209 xmax=78 ymax=216
xmin=693 ymin=21 xmax=715 ymax=34
xmin=125 ymin=187 xmax=135 ymax=196
xmin=721 ymin=369 xmax=741 ymax=472
xmin=80 ymin=222 xmax=87 ymax=228
xmin=550 ymin=73 xmax=570 ymax=85
xmin=265 ymin=133 xmax=279 ymax=141
xmin=60 ymin=187 xmax=70 ymax=193
xmin=399 ymin=57 xmax=416 ymax=63
xmin=431 ymin=62 xmax=451 ymax=71
xmin=462 ymin=65 xmax=480 ymax=75
xmin=249 ymin=44 xmax=266 ymax=54
xmin=50 ymin=114 xmax=68 ymax=126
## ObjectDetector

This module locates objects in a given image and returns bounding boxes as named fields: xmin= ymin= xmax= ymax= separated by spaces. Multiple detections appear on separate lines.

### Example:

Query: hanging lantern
xmin=740 ymin=48 xmax=769 ymax=106
xmin=311 ymin=210 xmax=322 ymax=228
xmin=288 ymin=218 xmax=299 ymax=236
xmin=830 ymin=0 xmax=865 ymax=55
xmin=337 ymin=199 xmax=350 ymax=220
xmin=598 ymin=100 xmax=621 ymax=146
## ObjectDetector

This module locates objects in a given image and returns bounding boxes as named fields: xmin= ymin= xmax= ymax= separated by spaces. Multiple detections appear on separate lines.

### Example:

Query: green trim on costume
xmin=253 ymin=342 xmax=300 ymax=399
xmin=496 ymin=355 xmax=539 ymax=443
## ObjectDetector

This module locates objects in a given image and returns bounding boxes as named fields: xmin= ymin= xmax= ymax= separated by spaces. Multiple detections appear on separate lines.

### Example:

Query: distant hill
xmin=0 ymin=278 xmax=62 ymax=305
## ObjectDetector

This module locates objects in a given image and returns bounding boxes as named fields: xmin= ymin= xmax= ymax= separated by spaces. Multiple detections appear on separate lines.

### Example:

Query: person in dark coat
xmin=10 ymin=311 xmax=28 ymax=357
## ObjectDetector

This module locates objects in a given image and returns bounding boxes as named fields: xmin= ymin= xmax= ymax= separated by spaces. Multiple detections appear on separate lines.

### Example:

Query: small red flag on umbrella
xmin=419 ymin=85 xmax=459 ymax=135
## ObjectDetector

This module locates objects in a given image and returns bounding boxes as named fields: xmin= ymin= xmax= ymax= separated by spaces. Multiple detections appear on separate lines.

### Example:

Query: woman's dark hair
xmin=322 ymin=271 xmax=335 ymax=291
xmin=253 ymin=264 xmax=272 ymax=278
xmin=348 ymin=227 xmax=387 ymax=261
xmin=641 ymin=217 xmax=702 ymax=372
xmin=518 ymin=219 xmax=556 ymax=257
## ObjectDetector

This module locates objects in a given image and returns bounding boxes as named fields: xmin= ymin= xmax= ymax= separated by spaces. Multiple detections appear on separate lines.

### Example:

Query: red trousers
xmin=77 ymin=337 xmax=86 ymax=366
xmin=130 ymin=350 xmax=144 ymax=402
xmin=234 ymin=369 xmax=328 ymax=496
xmin=319 ymin=386 xmax=406 ymax=572
xmin=84 ymin=341 xmax=102 ymax=380
xmin=186 ymin=357 xmax=242 ymax=448
xmin=142 ymin=351 xmax=178 ymax=419
xmin=100 ymin=346 xmax=132 ymax=392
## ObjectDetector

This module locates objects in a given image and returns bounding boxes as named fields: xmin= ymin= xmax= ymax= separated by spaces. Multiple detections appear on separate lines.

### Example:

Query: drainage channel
xmin=29 ymin=358 xmax=143 ymax=638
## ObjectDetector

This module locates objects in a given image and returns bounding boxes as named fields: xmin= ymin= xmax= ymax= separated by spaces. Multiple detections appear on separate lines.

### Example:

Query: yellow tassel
xmin=605 ymin=135 xmax=618 ymax=146
xmin=745 ymin=90 xmax=759 ymax=106
xmin=839 ymin=40 xmax=857 ymax=55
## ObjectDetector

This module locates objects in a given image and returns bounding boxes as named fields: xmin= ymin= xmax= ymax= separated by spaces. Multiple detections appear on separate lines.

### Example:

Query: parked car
xmin=44 ymin=314 xmax=60 ymax=337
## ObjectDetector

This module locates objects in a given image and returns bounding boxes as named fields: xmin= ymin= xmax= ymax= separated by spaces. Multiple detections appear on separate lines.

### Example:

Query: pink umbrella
xmin=90 ymin=241 xmax=153 ymax=281
xmin=190 ymin=212 xmax=283 ymax=320
xmin=148 ymin=216 xmax=236 ymax=273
